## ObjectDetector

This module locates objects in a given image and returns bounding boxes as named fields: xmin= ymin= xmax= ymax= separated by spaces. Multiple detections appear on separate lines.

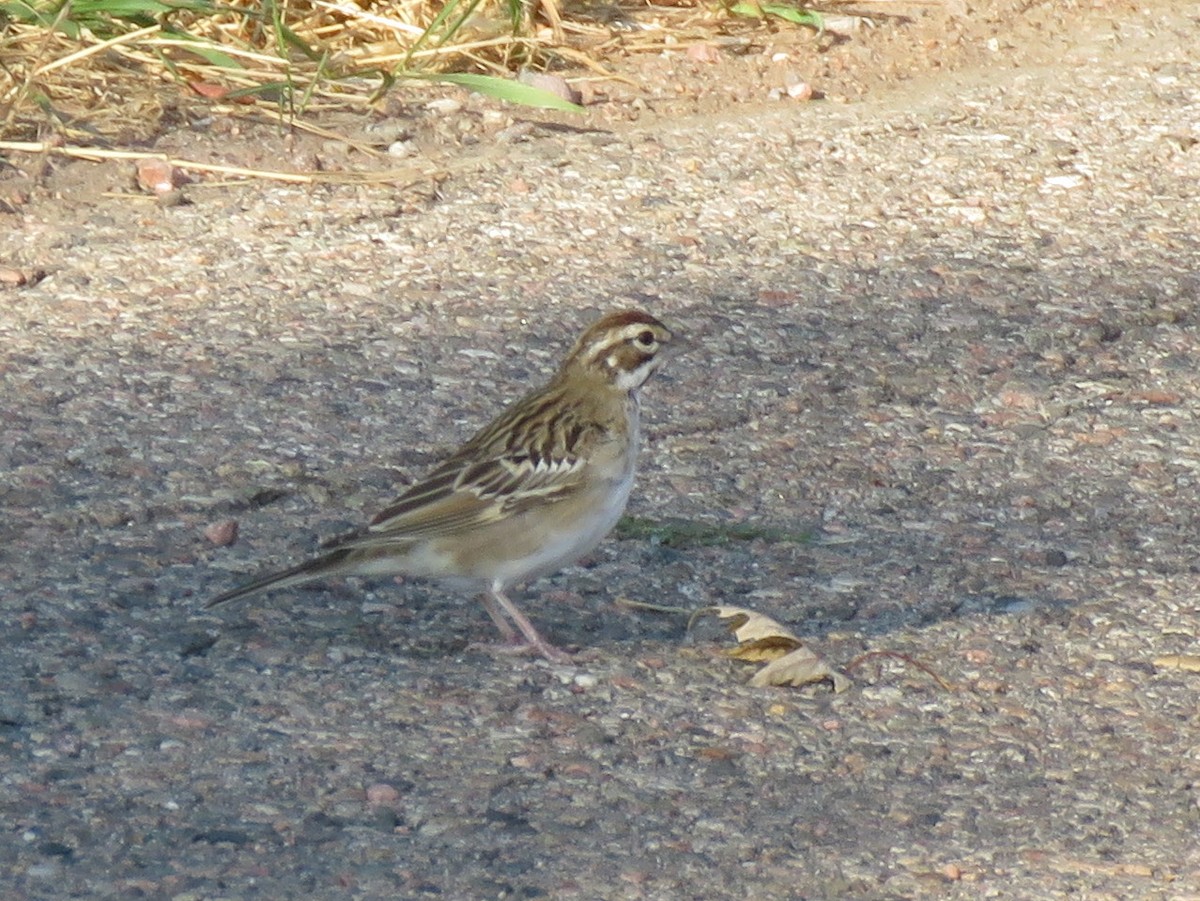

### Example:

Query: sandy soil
xmin=3 ymin=0 xmax=1200 ymax=897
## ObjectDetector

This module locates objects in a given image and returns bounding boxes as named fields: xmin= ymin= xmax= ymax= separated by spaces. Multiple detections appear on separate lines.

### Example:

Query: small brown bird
xmin=206 ymin=310 xmax=676 ymax=661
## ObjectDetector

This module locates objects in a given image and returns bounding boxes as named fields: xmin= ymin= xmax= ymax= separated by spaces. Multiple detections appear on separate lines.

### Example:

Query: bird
xmin=206 ymin=309 xmax=676 ymax=662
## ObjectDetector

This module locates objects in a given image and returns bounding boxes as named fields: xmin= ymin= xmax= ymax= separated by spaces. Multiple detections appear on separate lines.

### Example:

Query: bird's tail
xmin=205 ymin=548 xmax=355 ymax=609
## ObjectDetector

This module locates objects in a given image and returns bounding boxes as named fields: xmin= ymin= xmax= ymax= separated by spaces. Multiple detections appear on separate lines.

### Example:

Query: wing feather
xmin=329 ymin=408 xmax=606 ymax=550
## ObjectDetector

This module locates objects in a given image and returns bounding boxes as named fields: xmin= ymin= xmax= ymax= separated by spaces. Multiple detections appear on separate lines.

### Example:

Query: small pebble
xmin=366 ymin=783 xmax=402 ymax=805
xmin=517 ymin=71 xmax=583 ymax=105
xmin=426 ymin=98 xmax=464 ymax=115
xmin=387 ymin=140 xmax=419 ymax=158
xmin=135 ymin=159 xmax=186 ymax=195
xmin=685 ymin=44 xmax=722 ymax=64
xmin=787 ymin=81 xmax=814 ymax=100
xmin=203 ymin=519 xmax=238 ymax=547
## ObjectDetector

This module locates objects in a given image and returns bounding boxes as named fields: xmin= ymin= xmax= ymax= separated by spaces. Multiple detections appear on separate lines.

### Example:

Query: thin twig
xmin=613 ymin=597 xmax=693 ymax=616
xmin=844 ymin=650 xmax=956 ymax=690
xmin=36 ymin=24 xmax=162 ymax=76
xmin=0 ymin=141 xmax=432 ymax=184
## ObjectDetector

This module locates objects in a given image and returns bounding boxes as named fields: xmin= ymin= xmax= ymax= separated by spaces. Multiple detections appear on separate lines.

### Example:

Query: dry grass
xmin=0 ymin=0 xmax=741 ymax=148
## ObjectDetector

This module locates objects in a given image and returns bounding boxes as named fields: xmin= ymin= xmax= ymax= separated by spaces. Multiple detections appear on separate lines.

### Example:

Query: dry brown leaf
xmin=692 ymin=605 xmax=802 ymax=645
xmin=0 ymin=267 xmax=47 ymax=287
xmin=750 ymin=645 xmax=852 ymax=692
xmin=726 ymin=635 xmax=803 ymax=662
xmin=186 ymin=80 xmax=256 ymax=105
xmin=690 ymin=605 xmax=850 ymax=692
xmin=1153 ymin=654 xmax=1200 ymax=673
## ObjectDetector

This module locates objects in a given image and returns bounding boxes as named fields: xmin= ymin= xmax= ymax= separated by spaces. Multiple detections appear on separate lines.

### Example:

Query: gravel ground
xmin=3 ymin=0 xmax=1200 ymax=898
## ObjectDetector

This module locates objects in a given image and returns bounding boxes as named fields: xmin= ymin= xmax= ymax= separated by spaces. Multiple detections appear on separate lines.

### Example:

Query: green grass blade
xmin=1 ymin=0 xmax=81 ymax=35
xmin=275 ymin=19 xmax=320 ymax=61
xmin=0 ymin=0 xmax=51 ymax=26
xmin=224 ymin=80 xmax=287 ymax=103
xmin=729 ymin=0 xmax=823 ymax=30
xmin=367 ymin=68 xmax=396 ymax=104
xmin=67 ymin=0 xmax=177 ymax=17
xmin=759 ymin=3 xmax=822 ymax=28
xmin=409 ymin=71 xmax=582 ymax=111
xmin=161 ymin=27 xmax=245 ymax=69
xmin=404 ymin=0 xmax=489 ymax=64
xmin=615 ymin=516 xmax=816 ymax=549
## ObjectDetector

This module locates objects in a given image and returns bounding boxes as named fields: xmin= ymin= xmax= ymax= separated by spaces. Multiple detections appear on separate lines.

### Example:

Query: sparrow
xmin=206 ymin=309 xmax=676 ymax=662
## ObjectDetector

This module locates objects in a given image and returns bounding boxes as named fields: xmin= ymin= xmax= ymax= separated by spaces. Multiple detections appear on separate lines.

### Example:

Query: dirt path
xmin=3 ymin=1 xmax=1199 ymax=897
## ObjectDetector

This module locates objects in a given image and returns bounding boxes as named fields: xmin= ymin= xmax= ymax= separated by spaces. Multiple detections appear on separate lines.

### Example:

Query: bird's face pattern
xmin=565 ymin=310 xmax=674 ymax=393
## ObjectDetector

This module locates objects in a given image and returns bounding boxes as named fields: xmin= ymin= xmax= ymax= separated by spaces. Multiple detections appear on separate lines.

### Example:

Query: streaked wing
xmin=328 ymin=426 xmax=602 ymax=552
xmin=373 ymin=453 xmax=587 ymax=539
xmin=457 ymin=453 xmax=586 ymax=507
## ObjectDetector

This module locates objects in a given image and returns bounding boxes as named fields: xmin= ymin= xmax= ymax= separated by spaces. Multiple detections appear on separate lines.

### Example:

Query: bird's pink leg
xmin=478 ymin=585 xmax=572 ymax=663
xmin=478 ymin=592 xmax=518 ymax=642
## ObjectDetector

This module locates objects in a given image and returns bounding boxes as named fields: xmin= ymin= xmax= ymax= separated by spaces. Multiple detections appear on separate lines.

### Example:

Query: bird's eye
xmin=636 ymin=330 xmax=656 ymax=347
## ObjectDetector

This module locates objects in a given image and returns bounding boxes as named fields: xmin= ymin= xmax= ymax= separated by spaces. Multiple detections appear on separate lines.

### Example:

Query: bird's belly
xmin=447 ymin=466 xmax=636 ymax=588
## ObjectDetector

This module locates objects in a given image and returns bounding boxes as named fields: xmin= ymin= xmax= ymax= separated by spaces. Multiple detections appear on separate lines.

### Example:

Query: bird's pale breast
xmin=441 ymin=399 xmax=639 ymax=589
